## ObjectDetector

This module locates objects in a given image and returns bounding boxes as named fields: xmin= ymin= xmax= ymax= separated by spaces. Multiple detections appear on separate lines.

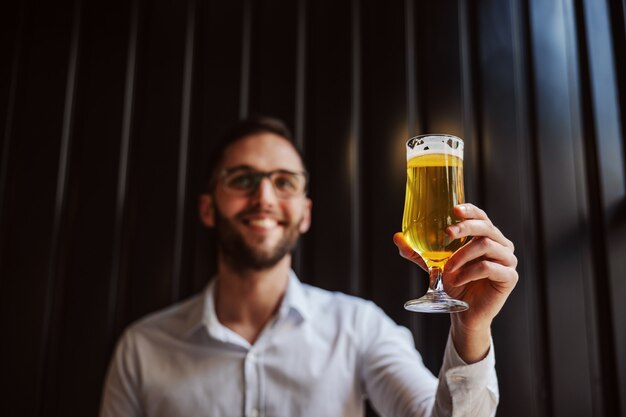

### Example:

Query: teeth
xmin=249 ymin=218 xmax=278 ymax=228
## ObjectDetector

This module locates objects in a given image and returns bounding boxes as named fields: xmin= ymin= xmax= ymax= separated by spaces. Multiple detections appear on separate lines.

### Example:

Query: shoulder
xmin=299 ymin=283 xmax=394 ymax=330
xmin=301 ymin=283 xmax=377 ymax=311
xmin=122 ymin=291 xmax=205 ymax=344
xmin=298 ymin=283 xmax=415 ymax=353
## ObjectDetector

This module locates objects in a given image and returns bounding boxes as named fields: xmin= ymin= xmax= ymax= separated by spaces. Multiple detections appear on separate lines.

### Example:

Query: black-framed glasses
xmin=219 ymin=167 xmax=308 ymax=198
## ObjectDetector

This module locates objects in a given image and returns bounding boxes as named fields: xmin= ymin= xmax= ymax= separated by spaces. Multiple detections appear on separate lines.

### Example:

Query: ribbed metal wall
xmin=0 ymin=0 xmax=624 ymax=416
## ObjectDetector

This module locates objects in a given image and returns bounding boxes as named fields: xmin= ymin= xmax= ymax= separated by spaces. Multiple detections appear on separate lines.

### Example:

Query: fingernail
xmin=448 ymin=225 xmax=459 ymax=234
xmin=458 ymin=204 xmax=468 ymax=211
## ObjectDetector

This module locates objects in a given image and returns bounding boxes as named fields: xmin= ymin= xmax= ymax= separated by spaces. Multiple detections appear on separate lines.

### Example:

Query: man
xmin=100 ymin=116 xmax=518 ymax=417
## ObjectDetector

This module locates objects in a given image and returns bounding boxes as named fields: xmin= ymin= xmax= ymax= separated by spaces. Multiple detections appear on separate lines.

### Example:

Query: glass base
xmin=404 ymin=291 xmax=469 ymax=313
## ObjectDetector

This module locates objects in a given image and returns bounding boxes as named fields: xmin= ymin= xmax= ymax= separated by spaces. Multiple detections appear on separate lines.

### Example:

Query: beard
xmin=213 ymin=205 xmax=302 ymax=272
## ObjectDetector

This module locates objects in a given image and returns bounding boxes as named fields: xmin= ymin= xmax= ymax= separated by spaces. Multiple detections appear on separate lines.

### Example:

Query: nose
xmin=251 ymin=176 xmax=278 ymax=205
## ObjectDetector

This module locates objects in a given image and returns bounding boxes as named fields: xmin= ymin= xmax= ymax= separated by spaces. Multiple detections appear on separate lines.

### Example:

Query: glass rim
xmin=406 ymin=133 xmax=463 ymax=146
xmin=406 ymin=134 xmax=464 ymax=161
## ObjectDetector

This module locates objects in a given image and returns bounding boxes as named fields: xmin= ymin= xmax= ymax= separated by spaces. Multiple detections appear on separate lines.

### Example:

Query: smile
xmin=245 ymin=217 xmax=281 ymax=229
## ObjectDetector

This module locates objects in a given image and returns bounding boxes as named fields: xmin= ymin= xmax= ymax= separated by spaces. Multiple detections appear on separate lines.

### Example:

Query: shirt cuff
xmin=439 ymin=332 xmax=499 ymax=416
xmin=442 ymin=331 xmax=495 ymax=388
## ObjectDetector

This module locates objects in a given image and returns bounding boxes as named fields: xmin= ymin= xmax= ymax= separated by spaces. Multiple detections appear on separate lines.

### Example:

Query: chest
xmin=140 ymin=325 xmax=364 ymax=417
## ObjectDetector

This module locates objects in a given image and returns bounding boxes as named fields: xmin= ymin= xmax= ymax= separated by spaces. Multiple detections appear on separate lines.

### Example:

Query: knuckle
xmin=510 ymin=270 xmax=520 ymax=285
xmin=477 ymin=237 xmax=491 ymax=251
xmin=479 ymin=260 xmax=493 ymax=274
xmin=508 ymin=239 xmax=515 ymax=252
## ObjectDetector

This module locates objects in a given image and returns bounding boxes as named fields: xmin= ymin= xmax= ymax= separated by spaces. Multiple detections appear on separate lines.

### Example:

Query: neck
xmin=215 ymin=255 xmax=292 ymax=344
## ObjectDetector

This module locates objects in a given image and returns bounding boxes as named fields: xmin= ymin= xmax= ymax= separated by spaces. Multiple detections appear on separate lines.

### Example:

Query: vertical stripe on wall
xmin=108 ymin=0 xmax=139 ymax=341
xmin=509 ymin=0 xmax=548 ymax=415
xmin=172 ymin=0 xmax=197 ymax=302
xmin=292 ymin=0 xmax=307 ymax=276
xmin=403 ymin=0 xmax=427 ymax=345
xmin=350 ymin=0 xmax=362 ymax=296
xmin=458 ymin=0 xmax=481 ymax=202
xmin=295 ymin=0 xmax=307 ymax=149
xmin=239 ymin=0 xmax=252 ymax=118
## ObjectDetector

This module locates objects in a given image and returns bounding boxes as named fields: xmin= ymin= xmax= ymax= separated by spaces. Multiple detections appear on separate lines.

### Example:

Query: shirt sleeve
xmin=432 ymin=332 xmax=499 ymax=417
xmin=360 ymin=303 xmax=498 ymax=417
xmin=100 ymin=330 xmax=143 ymax=417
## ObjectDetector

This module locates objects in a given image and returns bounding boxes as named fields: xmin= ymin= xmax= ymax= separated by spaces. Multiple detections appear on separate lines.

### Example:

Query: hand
xmin=443 ymin=203 xmax=517 ymax=329
xmin=393 ymin=203 xmax=518 ymax=362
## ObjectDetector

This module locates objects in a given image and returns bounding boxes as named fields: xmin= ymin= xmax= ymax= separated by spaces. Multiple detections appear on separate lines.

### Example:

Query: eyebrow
xmin=222 ymin=165 xmax=305 ymax=175
xmin=222 ymin=164 xmax=255 ymax=173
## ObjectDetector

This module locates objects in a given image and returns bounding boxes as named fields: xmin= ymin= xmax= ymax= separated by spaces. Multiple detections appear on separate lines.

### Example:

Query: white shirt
xmin=100 ymin=271 xmax=498 ymax=417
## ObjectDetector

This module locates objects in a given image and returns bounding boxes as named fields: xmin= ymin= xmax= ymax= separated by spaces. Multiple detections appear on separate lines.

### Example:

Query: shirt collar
xmin=183 ymin=269 xmax=311 ymax=340
xmin=180 ymin=284 xmax=212 ymax=339
xmin=278 ymin=269 xmax=311 ymax=323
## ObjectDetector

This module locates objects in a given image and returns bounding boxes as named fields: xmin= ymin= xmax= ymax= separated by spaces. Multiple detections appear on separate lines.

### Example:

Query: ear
xmin=298 ymin=198 xmax=312 ymax=233
xmin=199 ymin=193 xmax=216 ymax=228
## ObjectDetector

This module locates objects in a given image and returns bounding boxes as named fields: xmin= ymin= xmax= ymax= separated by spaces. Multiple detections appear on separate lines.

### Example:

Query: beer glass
xmin=402 ymin=134 xmax=469 ymax=313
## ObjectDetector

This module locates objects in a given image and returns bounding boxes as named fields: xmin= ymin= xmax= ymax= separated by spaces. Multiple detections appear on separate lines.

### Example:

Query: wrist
xmin=450 ymin=315 xmax=491 ymax=364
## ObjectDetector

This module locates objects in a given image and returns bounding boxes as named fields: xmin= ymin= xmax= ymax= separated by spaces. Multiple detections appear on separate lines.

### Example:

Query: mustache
xmin=234 ymin=206 xmax=287 ymax=223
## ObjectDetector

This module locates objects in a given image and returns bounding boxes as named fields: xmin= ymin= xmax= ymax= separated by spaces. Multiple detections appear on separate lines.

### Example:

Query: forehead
xmin=221 ymin=133 xmax=304 ymax=171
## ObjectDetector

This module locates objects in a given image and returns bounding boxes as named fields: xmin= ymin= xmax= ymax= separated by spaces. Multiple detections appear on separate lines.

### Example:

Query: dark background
xmin=1 ymin=0 xmax=625 ymax=416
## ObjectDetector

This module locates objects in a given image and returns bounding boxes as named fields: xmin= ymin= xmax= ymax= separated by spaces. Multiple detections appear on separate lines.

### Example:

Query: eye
xmin=273 ymin=173 xmax=299 ymax=192
xmin=226 ymin=173 xmax=255 ymax=190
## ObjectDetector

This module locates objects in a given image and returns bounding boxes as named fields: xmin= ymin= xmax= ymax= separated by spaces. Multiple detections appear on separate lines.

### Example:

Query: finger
xmin=454 ymin=203 xmax=491 ymax=222
xmin=447 ymin=259 xmax=519 ymax=289
xmin=393 ymin=232 xmax=428 ymax=271
xmin=446 ymin=237 xmax=517 ymax=273
xmin=447 ymin=219 xmax=514 ymax=251
xmin=453 ymin=204 xmax=515 ymax=251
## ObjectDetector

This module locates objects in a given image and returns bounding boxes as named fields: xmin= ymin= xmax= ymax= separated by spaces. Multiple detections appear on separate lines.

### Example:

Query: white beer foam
xmin=406 ymin=134 xmax=464 ymax=160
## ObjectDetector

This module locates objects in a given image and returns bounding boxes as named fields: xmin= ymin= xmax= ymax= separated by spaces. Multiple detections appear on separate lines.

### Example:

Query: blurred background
xmin=1 ymin=0 xmax=625 ymax=416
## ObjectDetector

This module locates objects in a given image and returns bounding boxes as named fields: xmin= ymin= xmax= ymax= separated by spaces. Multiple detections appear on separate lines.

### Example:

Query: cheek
xmin=214 ymin=192 xmax=246 ymax=218
xmin=285 ymin=201 xmax=303 ymax=218
xmin=287 ymin=200 xmax=310 ymax=230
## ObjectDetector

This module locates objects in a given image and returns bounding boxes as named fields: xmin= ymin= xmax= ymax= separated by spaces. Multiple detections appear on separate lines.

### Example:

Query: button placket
xmin=244 ymin=349 xmax=262 ymax=417
xmin=243 ymin=312 xmax=283 ymax=417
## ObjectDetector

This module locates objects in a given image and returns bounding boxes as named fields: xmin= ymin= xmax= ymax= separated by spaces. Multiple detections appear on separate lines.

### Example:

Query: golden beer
xmin=402 ymin=153 xmax=466 ymax=269
xmin=402 ymin=134 xmax=469 ymax=313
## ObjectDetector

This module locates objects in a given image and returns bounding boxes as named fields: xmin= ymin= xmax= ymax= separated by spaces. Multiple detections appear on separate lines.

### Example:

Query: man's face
xmin=199 ymin=133 xmax=312 ymax=271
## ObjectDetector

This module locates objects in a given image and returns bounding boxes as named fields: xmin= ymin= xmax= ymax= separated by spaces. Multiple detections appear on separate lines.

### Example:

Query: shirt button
xmin=451 ymin=375 xmax=466 ymax=382
xmin=248 ymin=409 xmax=259 ymax=417
xmin=248 ymin=352 xmax=257 ymax=361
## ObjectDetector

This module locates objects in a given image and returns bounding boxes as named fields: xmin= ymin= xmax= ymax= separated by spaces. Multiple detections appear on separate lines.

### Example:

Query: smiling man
xmin=100 ymin=116 xmax=518 ymax=417
xmin=204 ymin=130 xmax=311 ymax=275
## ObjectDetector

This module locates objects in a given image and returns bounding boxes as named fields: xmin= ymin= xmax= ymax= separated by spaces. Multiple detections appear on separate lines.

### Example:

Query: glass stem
xmin=428 ymin=266 xmax=444 ymax=292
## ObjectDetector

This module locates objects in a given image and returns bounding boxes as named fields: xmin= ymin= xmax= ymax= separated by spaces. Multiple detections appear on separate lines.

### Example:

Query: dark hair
xmin=204 ymin=116 xmax=305 ymax=192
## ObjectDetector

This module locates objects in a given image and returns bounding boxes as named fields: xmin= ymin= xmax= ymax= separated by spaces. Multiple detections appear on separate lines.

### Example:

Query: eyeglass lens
xmin=222 ymin=170 xmax=305 ymax=197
